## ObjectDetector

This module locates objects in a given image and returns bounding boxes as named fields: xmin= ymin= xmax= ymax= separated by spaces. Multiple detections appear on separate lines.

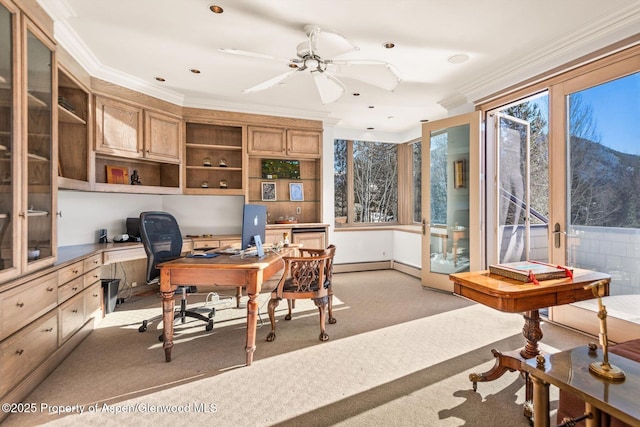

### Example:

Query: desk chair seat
xmin=266 ymin=245 xmax=336 ymax=342
xmin=137 ymin=211 xmax=215 ymax=340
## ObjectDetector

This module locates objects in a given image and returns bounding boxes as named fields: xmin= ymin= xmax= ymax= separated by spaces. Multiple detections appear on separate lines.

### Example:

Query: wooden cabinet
xmin=265 ymin=225 xmax=327 ymax=250
xmin=0 ymin=9 xmax=57 ymax=283
xmin=292 ymin=231 xmax=326 ymax=249
xmin=0 ymin=310 xmax=57 ymax=399
xmin=93 ymin=96 xmax=181 ymax=192
xmin=0 ymin=248 xmax=104 ymax=413
xmin=287 ymin=129 xmax=322 ymax=158
xmin=144 ymin=110 xmax=182 ymax=163
xmin=95 ymin=95 xmax=143 ymax=158
xmin=57 ymin=68 xmax=91 ymax=190
xmin=248 ymin=126 xmax=322 ymax=158
xmin=184 ymin=122 xmax=245 ymax=195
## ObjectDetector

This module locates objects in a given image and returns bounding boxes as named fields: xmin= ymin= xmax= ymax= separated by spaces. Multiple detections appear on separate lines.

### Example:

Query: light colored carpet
xmin=3 ymin=270 xmax=594 ymax=426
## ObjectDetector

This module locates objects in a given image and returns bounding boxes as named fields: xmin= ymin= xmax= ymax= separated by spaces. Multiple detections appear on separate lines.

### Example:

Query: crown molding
xmin=458 ymin=1 xmax=640 ymax=104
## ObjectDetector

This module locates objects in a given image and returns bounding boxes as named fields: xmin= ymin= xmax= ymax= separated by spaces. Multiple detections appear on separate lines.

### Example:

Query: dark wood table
xmin=524 ymin=347 xmax=640 ymax=427
xmin=449 ymin=268 xmax=610 ymax=406
xmin=158 ymin=250 xmax=291 ymax=365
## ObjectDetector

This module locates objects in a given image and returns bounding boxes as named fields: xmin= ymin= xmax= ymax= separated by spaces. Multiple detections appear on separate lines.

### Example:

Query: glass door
xmin=0 ymin=0 xmax=18 ymax=281
xmin=548 ymin=60 xmax=640 ymax=342
xmin=421 ymin=111 xmax=482 ymax=291
xmin=23 ymin=20 xmax=56 ymax=271
xmin=485 ymin=94 xmax=550 ymax=266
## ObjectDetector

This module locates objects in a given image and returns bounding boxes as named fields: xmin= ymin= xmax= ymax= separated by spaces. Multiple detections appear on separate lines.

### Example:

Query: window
xmin=334 ymin=139 xmax=398 ymax=226
xmin=412 ymin=141 xmax=422 ymax=223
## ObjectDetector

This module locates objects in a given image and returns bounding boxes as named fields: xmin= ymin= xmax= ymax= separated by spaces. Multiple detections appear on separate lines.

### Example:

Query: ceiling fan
xmin=219 ymin=24 xmax=401 ymax=104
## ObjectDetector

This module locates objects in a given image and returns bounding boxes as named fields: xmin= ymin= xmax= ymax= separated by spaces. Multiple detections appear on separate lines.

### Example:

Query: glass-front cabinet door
xmin=0 ymin=0 xmax=18 ymax=281
xmin=421 ymin=111 xmax=482 ymax=291
xmin=23 ymin=20 xmax=56 ymax=272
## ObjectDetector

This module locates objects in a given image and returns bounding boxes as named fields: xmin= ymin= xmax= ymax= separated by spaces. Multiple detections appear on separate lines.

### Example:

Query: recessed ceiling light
xmin=368 ymin=106 xmax=374 ymax=109
xmin=367 ymin=127 xmax=375 ymax=130
xmin=209 ymin=5 xmax=223 ymax=13
xmin=155 ymin=77 xmax=166 ymax=82
xmin=382 ymin=42 xmax=395 ymax=49
xmin=387 ymin=116 xmax=395 ymax=119
xmin=352 ymin=93 xmax=360 ymax=96
xmin=448 ymin=54 xmax=470 ymax=64
xmin=190 ymin=68 xmax=201 ymax=74
xmin=420 ymin=119 xmax=429 ymax=122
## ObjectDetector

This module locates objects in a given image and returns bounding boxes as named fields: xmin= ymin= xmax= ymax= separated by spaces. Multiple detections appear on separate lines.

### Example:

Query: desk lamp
xmin=584 ymin=279 xmax=625 ymax=380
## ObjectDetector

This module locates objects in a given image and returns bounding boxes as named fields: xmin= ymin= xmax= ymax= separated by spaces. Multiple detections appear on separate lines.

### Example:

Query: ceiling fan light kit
xmin=221 ymin=24 xmax=401 ymax=104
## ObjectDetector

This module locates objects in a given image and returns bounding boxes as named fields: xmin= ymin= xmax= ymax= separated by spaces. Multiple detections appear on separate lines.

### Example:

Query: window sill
xmin=334 ymin=224 xmax=421 ymax=234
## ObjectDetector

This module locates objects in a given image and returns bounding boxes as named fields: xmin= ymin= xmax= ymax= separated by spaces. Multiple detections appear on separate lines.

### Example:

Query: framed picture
xmin=453 ymin=160 xmax=465 ymax=189
xmin=106 ymin=165 xmax=128 ymax=184
xmin=261 ymin=181 xmax=276 ymax=201
xmin=289 ymin=182 xmax=304 ymax=201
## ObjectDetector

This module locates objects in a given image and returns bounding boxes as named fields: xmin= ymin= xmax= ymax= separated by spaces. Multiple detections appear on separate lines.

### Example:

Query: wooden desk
xmin=158 ymin=250 xmax=290 ymax=365
xmin=449 ymin=268 xmax=610 ymax=405
xmin=524 ymin=347 xmax=640 ymax=427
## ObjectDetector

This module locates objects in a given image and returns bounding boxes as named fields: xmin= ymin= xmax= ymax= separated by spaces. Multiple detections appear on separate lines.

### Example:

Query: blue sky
xmin=579 ymin=73 xmax=640 ymax=155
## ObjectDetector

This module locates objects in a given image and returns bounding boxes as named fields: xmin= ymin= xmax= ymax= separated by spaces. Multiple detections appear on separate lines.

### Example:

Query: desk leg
xmin=531 ymin=375 xmax=550 ymax=427
xmin=162 ymin=290 xmax=176 ymax=362
xmin=245 ymin=292 xmax=258 ymax=366
xmin=469 ymin=310 xmax=543 ymax=406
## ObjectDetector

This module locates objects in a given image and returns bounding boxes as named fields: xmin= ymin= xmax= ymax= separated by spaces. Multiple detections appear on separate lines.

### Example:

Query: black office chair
xmin=137 ymin=211 xmax=214 ymax=339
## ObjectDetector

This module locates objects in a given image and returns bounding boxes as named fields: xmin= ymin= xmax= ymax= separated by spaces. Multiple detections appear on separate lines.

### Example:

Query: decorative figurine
xmin=219 ymin=179 xmax=228 ymax=189
xmin=130 ymin=170 xmax=142 ymax=185
xmin=201 ymin=181 xmax=209 ymax=188
xmin=203 ymin=157 xmax=212 ymax=167
xmin=219 ymin=158 xmax=227 ymax=167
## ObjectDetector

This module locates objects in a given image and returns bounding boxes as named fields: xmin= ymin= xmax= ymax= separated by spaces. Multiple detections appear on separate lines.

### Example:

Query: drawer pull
xmin=43 ymin=327 xmax=53 ymax=332
xmin=93 ymin=259 xmax=99 ymax=264
xmin=47 ymin=287 xmax=54 ymax=292
xmin=16 ymin=302 xmax=24 ymax=308
xmin=73 ymin=269 xmax=79 ymax=274
xmin=72 ymin=309 xmax=78 ymax=313
xmin=16 ymin=349 xmax=24 ymax=356
xmin=93 ymin=293 xmax=99 ymax=297
xmin=72 ymin=287 xmax=78 ymax=291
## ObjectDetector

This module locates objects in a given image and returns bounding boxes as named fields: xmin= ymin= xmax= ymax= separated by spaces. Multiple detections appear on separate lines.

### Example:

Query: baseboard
xmin=334 ymin=260 xmax=421 ymax=278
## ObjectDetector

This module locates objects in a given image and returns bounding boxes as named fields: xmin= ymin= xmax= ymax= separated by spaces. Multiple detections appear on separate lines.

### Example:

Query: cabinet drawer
xmin=58 ymin=260 xmax=84 ymax=284
xmin=84 ymin=282 xmax=102 ymax=322
xmin=0 ymin=273 xmax=57 ymax=341
xmin=59 ymin=276 xmax=84 ymax=303
xmin=84 ymin=268 xmax=101 ymax=289
xmin=193 ymin=240 xmax=219 ymax=250
xmin=103 ymin=246 xmax=146 ymax=264
xmin=59 ymin=294 xmax=85 ymax=344
xmin=83 ymin=253 xmax=102 ymax=272
xmin=0 ymin=311 xmax=58 ymax=398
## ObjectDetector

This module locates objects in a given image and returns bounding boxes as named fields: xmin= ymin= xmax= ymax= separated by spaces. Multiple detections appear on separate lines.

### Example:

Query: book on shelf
xmin=489 ymin=261 xmax=573 ymax=284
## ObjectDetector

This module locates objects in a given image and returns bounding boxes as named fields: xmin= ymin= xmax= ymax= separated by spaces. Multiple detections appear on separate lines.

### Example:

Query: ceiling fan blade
xmin=312 ymin=71 xmax=346 ymax=104
xmin=219 ymin=48 xmax=293 ymax=64
xmin=329 ymin=60 xmax=401 ymax=91
xmin=304 ymin=24 xmax=359 ymax=58
xmin=243 ymin=70 xmax=298 ymax=93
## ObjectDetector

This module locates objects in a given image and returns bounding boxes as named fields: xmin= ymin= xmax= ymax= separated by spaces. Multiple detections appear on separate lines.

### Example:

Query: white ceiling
xmin=39 ymin=0 xmax=640 ymax=139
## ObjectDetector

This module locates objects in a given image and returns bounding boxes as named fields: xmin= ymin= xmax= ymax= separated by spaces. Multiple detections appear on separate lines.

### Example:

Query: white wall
xmin=57 ymin=190 xmax=244 ymax=246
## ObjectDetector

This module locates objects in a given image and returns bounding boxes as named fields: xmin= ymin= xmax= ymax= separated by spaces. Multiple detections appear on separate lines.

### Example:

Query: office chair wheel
xmin=139 ymin=320 xmax=148 ymax=333
xmin=205 ymin=319 xmax=214 ymax=332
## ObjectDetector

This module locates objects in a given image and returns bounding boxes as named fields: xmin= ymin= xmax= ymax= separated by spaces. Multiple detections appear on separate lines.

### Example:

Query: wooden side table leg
xmin=585 ymin=403 xmax=601 ymax=427
xmin=531 ymin=374 xmax=550 ymax=427
xmin=520 ymin=310 xmax=543 ymax=359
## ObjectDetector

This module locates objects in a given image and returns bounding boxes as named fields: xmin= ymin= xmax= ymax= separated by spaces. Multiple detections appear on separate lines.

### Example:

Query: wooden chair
xmin=266 ymin=245 xmax=336 ymax=342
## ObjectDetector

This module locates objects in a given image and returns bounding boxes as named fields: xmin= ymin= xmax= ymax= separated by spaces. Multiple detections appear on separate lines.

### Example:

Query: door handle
xmin=553 ymin=223 xmax=562 ymax=248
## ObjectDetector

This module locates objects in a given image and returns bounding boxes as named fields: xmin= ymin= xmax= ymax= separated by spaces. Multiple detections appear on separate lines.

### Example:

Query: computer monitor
xmin=241 ymin=204 xmax=267 ymax=251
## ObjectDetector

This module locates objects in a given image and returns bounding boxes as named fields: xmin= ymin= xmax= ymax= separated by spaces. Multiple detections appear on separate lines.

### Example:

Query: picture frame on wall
xmin=261 ymin=181 xmax=276 ymax=201
xmin=289 ymin=182 xmax=304 ymax=201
